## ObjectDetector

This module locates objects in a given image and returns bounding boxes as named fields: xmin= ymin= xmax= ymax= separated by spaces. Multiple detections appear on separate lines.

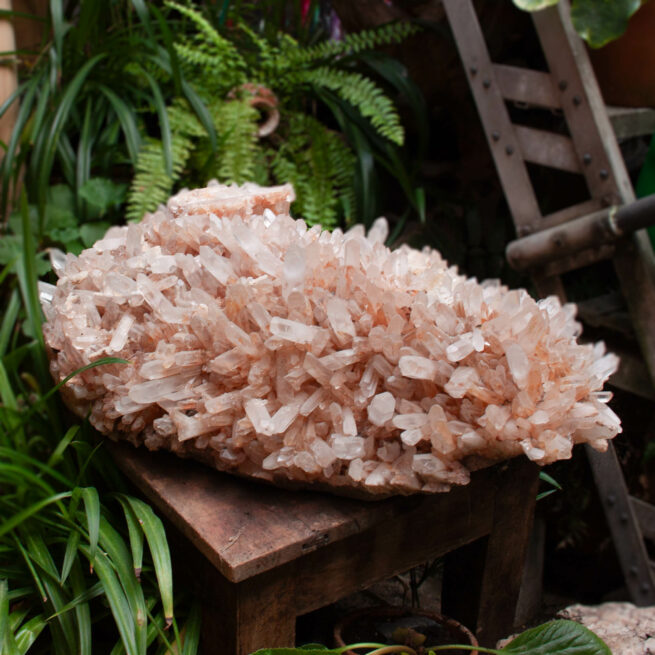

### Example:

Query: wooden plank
xmin=109 ymin=441 xmax=500 ymax=584
xmin=109 ymin=441 xmax=401 ymax=582
xmin=442 ymin=0 xmax=543 ymax=232
xmin=515 ymin=125 xmax=581 ymax=173
xmin=493 ymin=64 xmax=561 ymax=109
xmin=608 ymin=106 xmax=655 ymax=140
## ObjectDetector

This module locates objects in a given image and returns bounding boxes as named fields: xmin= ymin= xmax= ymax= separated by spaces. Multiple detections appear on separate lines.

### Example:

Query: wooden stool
xmin=110 ymin=442 xmax=539 ymax=653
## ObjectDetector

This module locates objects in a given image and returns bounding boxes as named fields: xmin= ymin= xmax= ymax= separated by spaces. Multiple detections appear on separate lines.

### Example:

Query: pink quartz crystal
xmin=41 ymin=181 xmax=622 ymax=496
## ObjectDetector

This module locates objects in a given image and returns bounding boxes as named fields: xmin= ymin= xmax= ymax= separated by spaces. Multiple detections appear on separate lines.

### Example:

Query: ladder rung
xmin=493 ymin=64 xmax=561 ymax=109
xmin=630 ymin=496 xmax=655 ymax=542
xmin=515 ymin=125 xmax=581 ymax=173
xmin=608 ymin=106 xmax=655 ymax=140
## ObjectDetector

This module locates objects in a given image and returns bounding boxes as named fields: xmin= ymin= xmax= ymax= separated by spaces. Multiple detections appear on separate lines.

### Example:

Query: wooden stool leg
xmin=476 ymin=457 xmax=539 ymax=646
xmin=198 ymin=564 xmax=297 ymax=655
xmin=442 ymin=458 xmax=539 ymax=647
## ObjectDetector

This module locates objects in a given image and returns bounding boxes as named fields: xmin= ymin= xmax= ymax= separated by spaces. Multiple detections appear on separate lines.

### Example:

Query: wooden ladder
xmin=442 ymin=0 xmax=655 ymax=605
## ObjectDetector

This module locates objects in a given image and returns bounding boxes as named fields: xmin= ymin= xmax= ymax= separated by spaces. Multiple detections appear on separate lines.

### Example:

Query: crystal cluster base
xmin=41 ymin=182 xmax=621 ymax=496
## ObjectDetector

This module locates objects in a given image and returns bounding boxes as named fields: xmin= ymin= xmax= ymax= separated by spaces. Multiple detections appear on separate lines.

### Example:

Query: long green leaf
xmin=0 ymin=288 xmax=19 ymax=357
xmin=76 ymin=100 xmax=94 ymax=219
xmin=80 ymin=487 xmax=100 ymax=567
xmin=0 ymin=492 xmax=72 ymax=539
xmin=116 ymin=497 xmax=144 ymax=579
xmin=22 ymin=531 xmax=78 ymax=654
xmin=14 ymin=613 xmax=47 ymax=654
xmin=139 ymin=67 xmax=172 ymax=177
xmin=98 ymin=517 xmax=148 ymax=653
xmin=0 ymin=579 xmax=8 ymax=650
xmin=122 ymin=496 xmax=174 ymax=624
xmin=80 ymin=545 xmax=138 ymax=655
xmin=97 ymin=84 xmax=141 ymax=164
xmin=60 ymin=531 xmax=80 ymax=585
xmin=49 ymin=0 xmax=66 ymax=61
xmin=181 ymin=602 xmax=201 ymax=655
xmin=70 ymin=562 xmax=93 ymax=655
xmin=1 ymin=73 xmax=40 ymax=218
xmin=36 ymin=54 xmax=106 ymax=223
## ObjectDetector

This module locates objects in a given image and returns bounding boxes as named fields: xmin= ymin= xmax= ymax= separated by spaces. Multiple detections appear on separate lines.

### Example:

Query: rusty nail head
xmin=600 ymin=169 xmax=609 ymax=180
xmin=607 ymin=493 xmax=616 ymax=505
xmin=573 ymin=95 xmax=582 ymax=106
xmin=470 ymin=66 xmax=478 ymax=75
xmin=558 ymin=80 xmax=568 ymax=91
xmin=483 ymin=78 xmax=491 ymax=88
xmin=583 ymin=153 xmax=591 ymax=165
xmin=492 ymin=131 xmax=500 ymax=141
xmin=505 ymin=145 xmax=514 ymax=155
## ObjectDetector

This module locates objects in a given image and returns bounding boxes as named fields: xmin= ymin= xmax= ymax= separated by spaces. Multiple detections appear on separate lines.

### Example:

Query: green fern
xmin=271 ymin=114 xmax=356 ymax=229
xmin=300 ymin=67 xmax=405 ymax=145
xmin=212 ymin=99 xmax=259 ymax=184
xmin=127 ymin=2 xmax=417 ymax=229
xmin=282 ymin=21 xmax=420 ymax=66
xmin=167 ymin=0 xmax=247 ymax=91
xmin=127 ymin=101 xmax=201 ymax=221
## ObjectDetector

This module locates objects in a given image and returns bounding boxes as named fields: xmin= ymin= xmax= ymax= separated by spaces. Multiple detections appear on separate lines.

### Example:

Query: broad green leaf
xmin=80 ymin=222 xmax=111 ymax=247
xmin=512 ymin=0 xmax=558 ymax=9
xmin=251 ymin=649 xmax=341 ymax=655
xmin=501 ymin=619 xmax=611 ymax=654
xmin=571 ymin=0 xmax=641 ymax=48
xmin=78 ymin=178 xmax=127 ymax=216
xmin=0 ymin=235 xmax=21 ymax=267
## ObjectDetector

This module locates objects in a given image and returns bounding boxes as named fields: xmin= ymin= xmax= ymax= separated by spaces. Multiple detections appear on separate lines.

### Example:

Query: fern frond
xmin=212 ymin=99 xmax=259 ymax=184
xmin=167 ymin=0 xmax=247 ymax=89
xmin=283 ymin=21 xmax=419 ymax=66
xmin=301 ymin=67 xmax=404 ymax=145
xmin=127 ymin=130 xmax=194 ymax=222
xmin=271 ymin=114 xmax=355 ymax=229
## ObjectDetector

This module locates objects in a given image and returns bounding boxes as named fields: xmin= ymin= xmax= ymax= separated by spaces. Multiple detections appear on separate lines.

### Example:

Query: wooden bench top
xmin=109 ymin=441 xmax=503 ymax=583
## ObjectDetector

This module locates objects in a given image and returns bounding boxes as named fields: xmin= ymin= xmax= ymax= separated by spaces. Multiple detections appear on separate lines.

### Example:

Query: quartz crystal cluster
xmin=41 ymin=181 xmax=621 ymax=496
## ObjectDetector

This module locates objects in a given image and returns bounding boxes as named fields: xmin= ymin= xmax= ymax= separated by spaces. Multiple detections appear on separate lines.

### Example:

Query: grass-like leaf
xmin=121 ymin=496 xmax=174 ymax=625
xmin=0 ymin=492 xmax=72 ymax=539
xmin=80 ymin=545 xmax=138 ymax=655
xmin=80 ymin=487 xmax=100 ymax=568
xmin=116 ymin=496 xmax=145 ymax=579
